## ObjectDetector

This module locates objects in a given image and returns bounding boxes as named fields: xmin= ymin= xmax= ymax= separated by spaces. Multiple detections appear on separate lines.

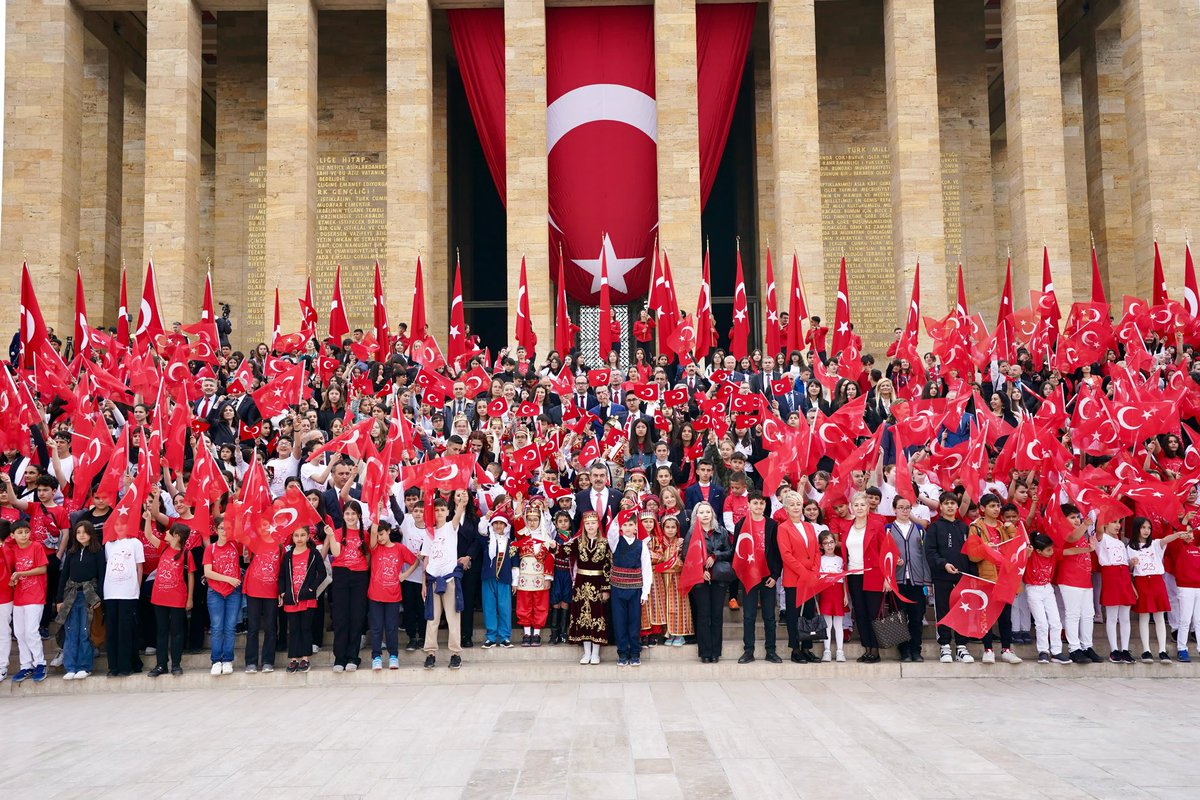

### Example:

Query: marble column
xmin=999 ymin=0 xmax=1073 ymax=302
xmin=1080 ymin=20 xmax=1135 ymax=300
xmin=655 ymin=0 xmax=704 ymax=315
xmin=1121 ymin=0 xmax=1200 ymax=291
xmin=884 ymin=0 xmax=948 ymax=323
xmin=504 ymin=0 xmax=551 ymax=350
xmin=387 ymin=0 xmax=435 ymax=340
xmin=266 ymin=0 xmax=318 ymax=336
xmin=0 ymin=0 xmax=85 ymax=334
xmin=768 ymin=0 xmax=824 ymax=322
xmin=144 ymin=0 xmax=203 ymax=323
xmin=80 ymin=36 xmax=125 ymax=329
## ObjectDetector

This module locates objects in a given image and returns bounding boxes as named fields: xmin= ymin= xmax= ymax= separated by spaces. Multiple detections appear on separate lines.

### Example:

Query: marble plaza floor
xmin=4 ymin=676 xmax=1198 ymax=799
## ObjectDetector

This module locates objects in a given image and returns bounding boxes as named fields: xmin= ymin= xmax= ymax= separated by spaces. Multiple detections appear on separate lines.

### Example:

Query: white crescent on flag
xmin=960 ymin=588 xmax=989 ymax=612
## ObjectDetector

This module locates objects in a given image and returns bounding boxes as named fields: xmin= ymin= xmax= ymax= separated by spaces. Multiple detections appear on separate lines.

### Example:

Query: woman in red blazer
xmin=841 ymin=491 xmax=889 ymax=662
xmin=777 ymin=490 xmax=822 ymax=662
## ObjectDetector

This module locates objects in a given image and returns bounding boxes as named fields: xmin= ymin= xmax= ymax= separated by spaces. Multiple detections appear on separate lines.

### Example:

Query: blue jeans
xmin=207 ymin=587 xmax=242 ymax=663
xmin=481 ymin=580 xmax=512 ymax=644
xmin=611 ymin=587 xmax=642 ymax=660
xmin=62 ymin=590 xmax=94 ymax=673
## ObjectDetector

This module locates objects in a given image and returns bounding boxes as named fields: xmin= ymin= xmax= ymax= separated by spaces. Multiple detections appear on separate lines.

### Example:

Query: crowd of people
xmin=3 ymin=286 xmax=1200 ymax=685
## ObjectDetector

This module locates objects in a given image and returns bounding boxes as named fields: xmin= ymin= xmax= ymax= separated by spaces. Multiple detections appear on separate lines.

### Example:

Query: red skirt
xmin=817 ymin=581 xmax=847 ymax=616
xmin=1133 ymin=574 xmax=1171 ymax=614
xmin=1099 ymin=564 xmax=1136 ymax=607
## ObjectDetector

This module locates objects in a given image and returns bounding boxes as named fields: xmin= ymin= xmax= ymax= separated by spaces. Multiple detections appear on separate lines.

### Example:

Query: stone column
xmin=122 ymin=74 xmax=147 ymax=305
xmin=1080 ymin=20 xmax=1135 ymax=299
xmin=387 ymin=0 xmax=435 ymax=340
xmin=80 ymin=36 xmax=125 ymax=329
xmin=655 ymin=0 xmax=704 ymax=314
xmin=144 ymin=0 xmax=203 ymax=323
xmin=1060 ymin=53 xmax=1093 ymax=298
xmin=0 ymin=0 xmax=84 ymax=335
xmin=267 ymin=0 xmax=317 ymax=336
xmin=884 ymin=0 xmax=948 ymax=324
xmin=769 ymin=0 xmax=824 ymax=321
xmin=505 ymin=0 xmax=551 ymax=350
xmin=999 ymin=0 xmax=1072 ymax=301
xmin=752 ymin=17 xmax=778 ymax=310
xmin=1121 ymin=0 xmax=1200 ymax=290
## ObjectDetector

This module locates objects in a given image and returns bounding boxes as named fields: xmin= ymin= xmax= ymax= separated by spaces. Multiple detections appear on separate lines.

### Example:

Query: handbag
xmin=709 ymin=561 xmax=735 ymax=584
xmin=796 ymin=613 xmax=827 ymax=642
xmin=872 ymin=594 xmax=911 ymax=649
xmin=89 ymin=604 xmax=106 ymax=649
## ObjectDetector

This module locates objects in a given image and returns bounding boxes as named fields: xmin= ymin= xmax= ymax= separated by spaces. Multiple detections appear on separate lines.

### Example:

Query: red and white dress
xmin=1128 ymin=539 xmax=1171 ymax=614
xmin=817 ymin=554 xmax=847 ymax=616
xmin=1094 ymin=535 xmax=1136 ymax=607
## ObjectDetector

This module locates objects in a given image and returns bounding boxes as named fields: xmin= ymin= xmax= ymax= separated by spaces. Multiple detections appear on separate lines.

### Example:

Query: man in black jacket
xmin=922 ymin=491 xmax=976 ymax=664
xmin=735 ymin=492 xmax=783 ymax=664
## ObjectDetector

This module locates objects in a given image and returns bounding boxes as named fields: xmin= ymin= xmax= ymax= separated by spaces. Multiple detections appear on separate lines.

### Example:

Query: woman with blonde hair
xmin=682 ymin=501 xmax=733 ymax=662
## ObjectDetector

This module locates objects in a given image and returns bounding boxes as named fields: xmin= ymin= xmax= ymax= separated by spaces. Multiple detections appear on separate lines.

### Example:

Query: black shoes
xmin=1084 ymin=647 xmax=1103 ymax=663
xmin=790 ymin=650 xmax=805 ymax=664
xmin=521 ymin=635 xmax=532 ymax=647
xmin=424 ymin=655 xmax=436 ymax=669
xmin=765 ymin=651 xmax=783 ymax=664
xmin=449 ymin=655 xmax=462 ymax=669
xmin=532 ymin=634 xmax=542 ymax=647
xmin=148 ymin=666 xmax=166 ymax=678
xmin=737 ymin=652 xmax=755 ymax=664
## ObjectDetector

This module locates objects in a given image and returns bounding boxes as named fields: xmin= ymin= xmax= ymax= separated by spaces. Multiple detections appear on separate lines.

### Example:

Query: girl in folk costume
xmin=1095 ymin=519 xmax=1137 ymax=663
xmin=547 ymin=509 xmax=575 ymax=645
xmin=562 ymin=510 xmax=612 ymax=665
xmin=650 ymin=515 xmax=693 ymax=645
xmin=1128 ymin=516 xmax=1185 ymax=663
xmin=816 ymin=530 xmax=848 ymax=662
xmin=606 ymin=509 xmax=653 ymax=666
xmin=639 ymin=511 xmax=667 ymax=646
xmin=513 ymin=499 xmax=556 ymax=647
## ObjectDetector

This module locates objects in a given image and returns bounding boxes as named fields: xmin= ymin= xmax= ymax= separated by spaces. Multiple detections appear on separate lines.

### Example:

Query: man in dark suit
xmin=734 ymin=491 xmax=783 ymax=664
xmin=552 ymin=372 xmax=596 ymax=424
xmin=443 ymin=380 xmax=476 ymax=435
xmin=573 ymin=462 xmax=622 ymax=529
xmin=676 ymin=361 xmax=709 ymax=393
xmin=221 ymin=391 xmax=262 ymax=425
xmin=321 ymin=459 xmax=363 ymax=529
xmin=193 ymin=378 xmax=223 ymax=425
xmin=621 ymin=391 xmax=655 ymax=435
xmin=751 ymin=355 xmax=785 ymax=398
xmin=588 ymin=385 xmax=627 ymax=437
xmin=773 ymin=385 xmax=806 ymax=419
xmin=684 ymin=459 xmax=726 ymax=519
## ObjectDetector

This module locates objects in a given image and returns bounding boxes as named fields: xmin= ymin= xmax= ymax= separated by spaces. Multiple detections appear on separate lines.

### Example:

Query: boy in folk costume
xmin=513 ymin=499 xmax=556 ymax=646
xmin=480 ymin=511 xmax=517 ymax=649
xmin=607 ymin=509 xmax=653 ymax=666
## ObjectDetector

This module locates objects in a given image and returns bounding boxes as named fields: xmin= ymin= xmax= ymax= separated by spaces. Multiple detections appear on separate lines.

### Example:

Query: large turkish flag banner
xmin=546 ymin=6 xmax=657 ymax=306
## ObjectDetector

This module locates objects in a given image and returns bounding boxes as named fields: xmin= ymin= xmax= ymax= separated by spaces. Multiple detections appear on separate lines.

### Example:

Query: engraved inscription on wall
xmin=244 ymin=153 xmax=387 ymax=337
xmin=820 ymin=144 xmax=894 ymax=355
xmin=941 ymin=151 xmax=965 ymax=306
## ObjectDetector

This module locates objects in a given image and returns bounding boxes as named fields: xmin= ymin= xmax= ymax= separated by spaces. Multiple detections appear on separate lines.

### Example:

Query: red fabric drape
xmin=448 ymin=9 xmax=507 ymax=205
xmin=697 ymin=3 xmax=756 ymax=207
xmin=447 ymin=4 xmax=756 ymax=304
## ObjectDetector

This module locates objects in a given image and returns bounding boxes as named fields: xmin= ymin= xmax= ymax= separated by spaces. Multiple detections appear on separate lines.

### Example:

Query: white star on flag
xmin=572 ymin=233 xmax=643 ymax=294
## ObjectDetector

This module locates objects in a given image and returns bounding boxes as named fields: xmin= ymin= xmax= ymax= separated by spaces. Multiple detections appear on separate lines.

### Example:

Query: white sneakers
xmin=64 ymin=671 xmax=90 ymax=680
xmin=210 ymin=663 xmax=222 ymax=675
xmin=940 ymin=645 xmax=953 ymax=663
xmin=956 ymin=646 xmax=974 ymax=663
xmin=590 ymin=649 xmax=600 ymax=665
xmin=332 ymin=664 xmax=345 ymax=673
xmin=63 ymin=672 xmax=77 ymax=680
xmin=211 ymin=662 xmax=233 ymax=675
xmin=835 ymin=651 xmax=846 ymax=663
xmin=982 ymin=649 xmax=996 ymax=664
xmin=580 ymin=642 xmax=592 ymax=665
xmin=1000 ymin=649 xmax=1023 ymax=664
xmin=821 ymin=650 xmax=832 ymax=662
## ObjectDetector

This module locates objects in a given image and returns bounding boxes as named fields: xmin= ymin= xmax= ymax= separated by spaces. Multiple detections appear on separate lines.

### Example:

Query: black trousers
xmin=459 ymin=568 xmax=480 ymax=643
xmin=154 ymin=606 xmax=186 ymax=670
xmin=741 ymin=583 xmax=777 ymax=653
xmin=138 ymin=578 xmax=156 ymax=654
xmin=402 ymin=580 xmax=425 ymax=641
xmin=41 ymin=553 xmax=61 ymax=629
xmin=896 ymin=583 xmax=927 ymax=657
xmin=245 ymin=596 xmax=278 ymax=667
xmin=933 ymin=579 xmax=969 ymax=646
xmin=691 ymin=582 xmax=727 ymax=659
xmin=186 ymin=548 xmax=209 ymax=649
xmin=104 ymin=599 xmax=138 ymax=674
xmin=784 ymin=587 xmax=819 ymax=652
xmin=981 ymin=602 xmax=1013 ymax=651
xmin=847 ymin=575 xmax=883 ymax=649
xmin=331 ymin=567 xmax=369 ymax=666
xmin=287 ymin=609 xmax=314 ymax=659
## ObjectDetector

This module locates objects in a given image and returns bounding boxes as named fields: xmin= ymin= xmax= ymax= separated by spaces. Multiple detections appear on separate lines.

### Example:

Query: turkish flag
xmin=541 ymin=481 xmax=572 ymax=501
xmin=678 ymin=521 xmax=708 ymax=596
xmin=662 ymin=387 xmax=688 ymax=408
xmin=546 ymin=6 xmax=657 ymax=304
xmin=462 ymin=365 xmax=492 ymax=398
xmin=328 ymin=265 xmax=351 ymax=343
xmin=487 ymin=397 xmax=509 ymax=419
xmin=135 ymin=259 xmax=166 ymax=349
xmin=732 ymin=524 xmax=767 ymax=591
xmin=264 ymin=485 xmax=323 ymax=549
xmin=937 ymin=575 xmax=1002 ymax=640
xmin=630 ymin=383 xmax=657 ymax=403
xmin=587 ymin=369 xmax=612 ymax=388
xmin=729 ymin=249 xmax=750 ymax=359
xmin=510 ymin=443 xmax=543 ymax=478
xmin=770 ymin=377 xmax=792 ymax=397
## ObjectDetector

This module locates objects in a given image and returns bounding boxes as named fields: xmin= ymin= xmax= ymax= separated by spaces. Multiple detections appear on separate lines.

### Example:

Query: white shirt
xmin=846 ymin=524 xmax=866 ymax=572
xmin=103 ymin=538 xmax=146 ymax=600
xmin=1129 ymin=539 xmax=1167 ymax=577
xmin=398 ymin=517 xmax=427 ymax=583
xmin=605 ymin=528 xmax=654 ymax=603
xmin=266 ymin=455 xmax=300 ymax=498
xmin=300 ymin=460 xmax=329 ymax=493
xmin=1095 ymin=535 xmax=1130 ymax=567
xmin=820 ymin=553 xmax=845 ymax=578
xmin=421 ymin=522 xmax=459 ymax=578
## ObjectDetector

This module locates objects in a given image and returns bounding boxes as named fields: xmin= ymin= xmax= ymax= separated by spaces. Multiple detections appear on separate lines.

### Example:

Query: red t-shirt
xmin=332 ymin=528 xmax=368 ymax=571
xmin=285 ymin=549 xmax=316 ymax=612
xmin=203 ymin=541 xmax=243 ymax=596
xmin=11 ymin=543 xmax=48 ymax=606
xmin=1168 ymin=539 xmax=1200 ymax=588
xmin=139 ymin=529 xmax=163 ymax=573
xmin=1055 ymin=539 xmax=1093 ymax=589
xmin=368 ymin=544 xmax=418 ymax=603
xmin=29 ymin=504 xmax=69 ymax=551
xmin=1024 ymin=551 xmax=1056 ymax=586
xmin=0 ymin=546 xmax=12 ymax=604
xmin=244 ymin=548 xmax=282 ymax=599
xmin=152 ymin=547 xmax=194 ymax=608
